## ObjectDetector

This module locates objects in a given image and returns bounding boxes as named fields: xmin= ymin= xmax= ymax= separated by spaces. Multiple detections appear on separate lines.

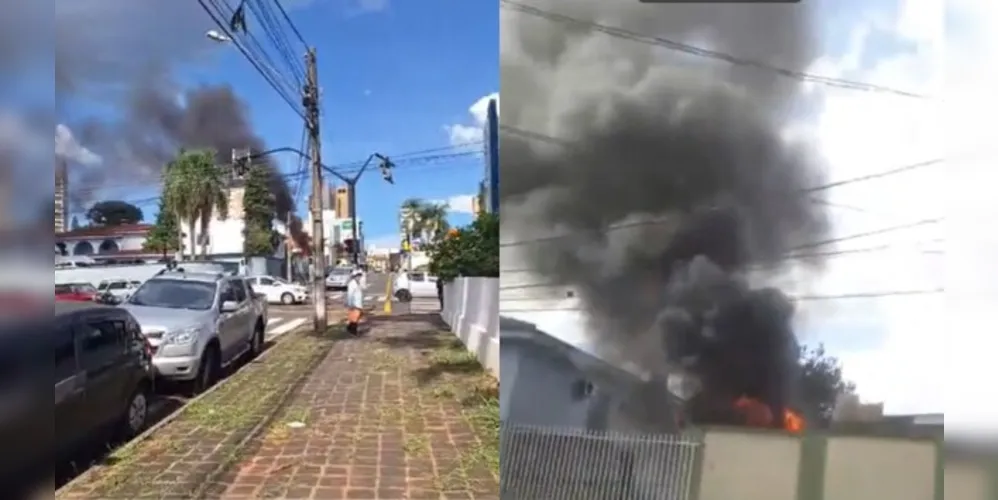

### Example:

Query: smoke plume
xmin=6 ymin=0 xmax=298 ymax=215
xmin=501 ymin=1 xmax=831 ymax=427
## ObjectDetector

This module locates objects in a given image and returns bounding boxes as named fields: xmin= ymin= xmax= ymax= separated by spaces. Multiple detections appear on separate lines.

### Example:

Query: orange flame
xmin=734 ymin=396 xmax=805 ymax=433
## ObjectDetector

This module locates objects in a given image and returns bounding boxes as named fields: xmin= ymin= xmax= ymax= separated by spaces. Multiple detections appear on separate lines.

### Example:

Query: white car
xmin=98 ymin=279 xmax=140 ymax=300
xmin=247 ymin=275 xmax=308 ymax=305
xmin=394 ymin=271 xmax=438 ymax=301
xmin=325 ymin=267 xmax=354 ymax=290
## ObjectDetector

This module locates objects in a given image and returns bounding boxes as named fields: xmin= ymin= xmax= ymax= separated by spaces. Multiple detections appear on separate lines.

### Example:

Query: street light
xmin=205 ymin=30 xmax=232 ymax=43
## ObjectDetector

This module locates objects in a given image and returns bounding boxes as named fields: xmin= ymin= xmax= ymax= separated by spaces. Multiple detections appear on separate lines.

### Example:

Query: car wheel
xmin=249 ymin=323 xmax=265 ymax=359
xmin=192 ymin=345 xmax=220 ymax=395
xmin=119 ymin=385 xmax=149 ymax=439
xmin=280 ymin=292 xmax=294 ymax=305
xmin=395 ymin=289 xmax=412 ymax=303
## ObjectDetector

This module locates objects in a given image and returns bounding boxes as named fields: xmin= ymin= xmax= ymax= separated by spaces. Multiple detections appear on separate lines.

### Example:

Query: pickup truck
xmin=120 ymin=270 xmax=268 ymax=394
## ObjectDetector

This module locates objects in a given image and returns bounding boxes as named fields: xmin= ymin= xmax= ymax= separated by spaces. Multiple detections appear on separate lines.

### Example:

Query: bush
xmin=429 ymin=212 xmax=498 ymax=281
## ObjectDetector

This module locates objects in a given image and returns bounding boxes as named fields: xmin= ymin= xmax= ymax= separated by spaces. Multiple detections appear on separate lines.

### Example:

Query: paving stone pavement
xmin=208 ymin=314 xmax=499 ymax=500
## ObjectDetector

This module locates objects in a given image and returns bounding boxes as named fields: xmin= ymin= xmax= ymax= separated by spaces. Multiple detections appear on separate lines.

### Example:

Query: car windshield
xmin=55 ymin=284 xmax=73 ymax=294
xmin=331 ymin=268 xmax=352 ymax=276
xmin=74 ymin=283 xmax=97 ymax=293
xmin=126 ymin=279 xmax=216 ymax=310
xmin=271 ymin=277 xmax=288 ymax=284
xmin=97 ymin=282 xmax=109 ymax=291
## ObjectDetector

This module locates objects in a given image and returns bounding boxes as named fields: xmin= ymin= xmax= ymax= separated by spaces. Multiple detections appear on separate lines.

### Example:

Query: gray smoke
xmin=0 ymin=0 xmax=296 ymax=214
xmin=501 ymin=0 xmax=832 ymax=426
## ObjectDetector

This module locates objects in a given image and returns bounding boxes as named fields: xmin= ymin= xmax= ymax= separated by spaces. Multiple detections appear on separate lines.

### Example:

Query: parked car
xmin=247 ymin=275 xmax=307 ymax=305
xmin=55 ymin=282 xmax=99 ymax=302
xmin=394 ymin=271 xmax=438 ymax=301
xmin=120 ymin=270 xmax=268 ymax=394
xmin=325 ymin=266 xmax=354 ymax=290
xmin=1 ymin=303 xmax=155 ymax=486
xmin=98 ymin=279 xmax=139 ymax=300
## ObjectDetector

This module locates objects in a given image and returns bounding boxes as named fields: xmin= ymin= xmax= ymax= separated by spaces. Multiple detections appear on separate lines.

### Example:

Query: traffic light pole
xmin=304 ymin=48 xmax=326 ymax=331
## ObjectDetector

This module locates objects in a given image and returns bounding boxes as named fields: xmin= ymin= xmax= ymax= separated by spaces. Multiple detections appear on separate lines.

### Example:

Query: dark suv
xmin=54 ymin=303 xmax=154 ymax=453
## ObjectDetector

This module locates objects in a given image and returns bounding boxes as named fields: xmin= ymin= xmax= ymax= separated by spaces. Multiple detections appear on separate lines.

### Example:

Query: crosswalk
xmin=325 ymin=292 xmax=439 ymax=311
xmin=265 ymin=316 xmax=307 ymax=339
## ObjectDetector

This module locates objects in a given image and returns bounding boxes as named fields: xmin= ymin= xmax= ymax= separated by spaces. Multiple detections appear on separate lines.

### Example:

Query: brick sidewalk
xmin=207 ymin=314 xmax=499 ymax=500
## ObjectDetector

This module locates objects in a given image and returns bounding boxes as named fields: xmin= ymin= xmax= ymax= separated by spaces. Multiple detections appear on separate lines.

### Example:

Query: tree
xmin=418 ymin=202 xmax=450 ymax=244
xmin=798 ymin=344 xmax=856 ymax=426
xmin=143 ymin=199 xmax=181 ymax=257
xmin=242 ymin=164 xmax=277 ymax=256
xmin=400 ymin=198 xmax=425 ymax=246
xmin=162 ymin=149 xmax=229 ymax=260
xmin=428 ymin=211 xmax=499 ymax=281
xmin=86 ymin=200 xmax=144 ymax=226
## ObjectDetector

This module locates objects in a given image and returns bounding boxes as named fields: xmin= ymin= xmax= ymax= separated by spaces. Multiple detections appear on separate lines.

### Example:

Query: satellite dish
xmin=205 ymin=30 xmax=231 ymax=43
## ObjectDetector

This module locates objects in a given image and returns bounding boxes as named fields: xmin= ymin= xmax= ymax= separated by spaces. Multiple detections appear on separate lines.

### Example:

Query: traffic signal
xmin=377 ymin=154 xmax=395 ymax=184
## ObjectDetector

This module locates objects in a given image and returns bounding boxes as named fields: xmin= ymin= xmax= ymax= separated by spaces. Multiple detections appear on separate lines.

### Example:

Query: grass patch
xmin=58 ymin=329 xmax=336 ymax=499
xmin=410 ymin=333 xmax=500 ymax=481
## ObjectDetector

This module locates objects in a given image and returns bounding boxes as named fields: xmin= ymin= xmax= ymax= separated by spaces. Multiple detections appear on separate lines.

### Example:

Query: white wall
xmin=440 ymin=277 xmax=499 ymax=378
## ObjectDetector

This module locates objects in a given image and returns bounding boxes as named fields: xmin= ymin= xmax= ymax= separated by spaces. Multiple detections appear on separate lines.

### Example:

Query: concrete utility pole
xmin=304 ymin=48 xmax=326 ymax=331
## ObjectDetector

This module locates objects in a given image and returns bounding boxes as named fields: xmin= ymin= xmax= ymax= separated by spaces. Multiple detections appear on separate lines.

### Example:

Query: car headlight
xmin=163 ymin=326 xmax=200 ymax=345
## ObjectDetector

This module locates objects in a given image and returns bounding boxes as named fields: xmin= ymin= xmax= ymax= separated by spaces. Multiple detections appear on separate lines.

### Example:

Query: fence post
xmin=686 ymin=428 xmax=705 ymax=500
xmin=795 ymin=433 xmax=828 ymax=500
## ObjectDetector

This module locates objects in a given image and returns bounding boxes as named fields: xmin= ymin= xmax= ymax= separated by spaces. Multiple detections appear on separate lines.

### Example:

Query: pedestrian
xmin=345 ymin=268 xmax=365 ymax=336
xmin=435 ymin=277 xmax=444 ymax=310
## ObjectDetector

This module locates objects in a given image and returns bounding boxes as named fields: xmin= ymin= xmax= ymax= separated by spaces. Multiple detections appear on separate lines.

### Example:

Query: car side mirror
xmin=220 ymin=300 xmax=239 ymax=313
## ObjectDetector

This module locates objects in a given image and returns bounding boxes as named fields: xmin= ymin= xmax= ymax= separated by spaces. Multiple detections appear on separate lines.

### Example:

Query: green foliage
xmin=162 ymin=149 xmax=229 ymax=259
xmin=87 ymin=200 xmax=144 ymax=226
xmin=429 ymin=211 xmax=499 ymax=281
xmin=143 ymin=198 xmax=180 ymax=256
xmin=242 ymin=164 xmax=277 ymax=256
xmin=799 ymin=344 xmax=857 ymax=426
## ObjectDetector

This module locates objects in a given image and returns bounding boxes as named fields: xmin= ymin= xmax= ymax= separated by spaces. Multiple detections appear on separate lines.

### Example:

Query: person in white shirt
xmin=345 ymin=269 xmax=365 ymax=336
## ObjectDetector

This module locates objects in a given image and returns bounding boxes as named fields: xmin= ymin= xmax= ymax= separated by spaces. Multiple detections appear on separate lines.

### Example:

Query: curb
xmin=55 ymin=324 xmax=314 ymax=496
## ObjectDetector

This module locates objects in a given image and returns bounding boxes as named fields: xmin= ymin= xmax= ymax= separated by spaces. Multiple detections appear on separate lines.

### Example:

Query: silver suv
xmin=120 ymin=270 xmax=268 ymax=393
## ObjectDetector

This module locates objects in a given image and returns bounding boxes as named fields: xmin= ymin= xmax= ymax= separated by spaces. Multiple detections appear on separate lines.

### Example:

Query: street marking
xmin=267 ymin=318 xmax=306 ymax=338
xmin=266 ymin=317 xmax=280 ymax=325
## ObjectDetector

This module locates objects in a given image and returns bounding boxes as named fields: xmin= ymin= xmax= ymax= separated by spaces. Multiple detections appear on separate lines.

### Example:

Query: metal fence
xmin=500 ymin=423 xmax=702 ymax=500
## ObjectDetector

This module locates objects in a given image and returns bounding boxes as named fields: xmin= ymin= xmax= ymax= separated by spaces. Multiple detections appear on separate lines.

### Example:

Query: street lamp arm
xmin=245 ymin=147 xmax=351 ymax=183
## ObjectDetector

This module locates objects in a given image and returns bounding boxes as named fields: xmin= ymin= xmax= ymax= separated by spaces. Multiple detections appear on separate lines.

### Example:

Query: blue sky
xmin=102 ymin=0 xmax=498 ymax=247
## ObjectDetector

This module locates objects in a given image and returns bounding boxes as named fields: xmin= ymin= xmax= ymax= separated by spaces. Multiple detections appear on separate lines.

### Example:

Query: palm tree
xmin=418 ymin=202 xmax=450 ymax=244
xmin=400 ymin=198 xmax=425 ymax=246
xmin=162 ymin=149 xmax=229 ymax=260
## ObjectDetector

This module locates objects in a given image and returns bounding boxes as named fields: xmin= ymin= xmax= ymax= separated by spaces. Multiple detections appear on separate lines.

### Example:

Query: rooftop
xmin=56 ymin=223 xmax=154 ymax=240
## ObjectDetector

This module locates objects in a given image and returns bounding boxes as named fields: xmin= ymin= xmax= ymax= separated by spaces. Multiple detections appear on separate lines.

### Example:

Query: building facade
xmin=54 ymin=159 xmax=68 ymax=233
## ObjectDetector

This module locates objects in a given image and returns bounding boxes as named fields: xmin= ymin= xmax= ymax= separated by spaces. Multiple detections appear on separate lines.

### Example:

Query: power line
xmin=498 ymin=241 xmax=943 ymax=290
xmin=500 ymin=0 xmax=929 ymax=99
xmin=498 ymin=288 xmax=943 ymax=312
xmin=197 ymin=0 xmax=306 ymax=121
xmin=271 ymin=0 xmax=307 ymax=47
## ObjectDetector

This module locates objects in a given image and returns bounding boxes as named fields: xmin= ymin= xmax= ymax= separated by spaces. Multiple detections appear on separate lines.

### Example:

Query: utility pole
xmin=285 ymin=211 xmax=293 ymax=280
xmin=304 ymin=48 xmax=326 ymax=331
xmin=348 ymin=183 xmax=359 ymax=265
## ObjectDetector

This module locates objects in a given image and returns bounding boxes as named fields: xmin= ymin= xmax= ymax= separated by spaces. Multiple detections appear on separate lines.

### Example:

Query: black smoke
xmin=42 ymin=0 xmax=295 ymax=216
xmin=501 ymin=0 xmax=831 ymax=428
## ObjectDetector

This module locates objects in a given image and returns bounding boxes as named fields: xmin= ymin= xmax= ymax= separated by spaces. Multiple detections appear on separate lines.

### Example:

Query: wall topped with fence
xmin=500 ymin=422 xmax=994 ymax=500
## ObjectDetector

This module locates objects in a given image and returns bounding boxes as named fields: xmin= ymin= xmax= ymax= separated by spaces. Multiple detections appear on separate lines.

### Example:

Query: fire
xmin=734 ymin=396 xmax=805 ymax=433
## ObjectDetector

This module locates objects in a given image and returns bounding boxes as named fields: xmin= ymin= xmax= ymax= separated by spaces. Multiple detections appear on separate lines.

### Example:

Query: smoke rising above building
xmin=500 ymin=1 xmax=832 ymax=428
xmin=42 ymin=0 xmax=295 ymax=214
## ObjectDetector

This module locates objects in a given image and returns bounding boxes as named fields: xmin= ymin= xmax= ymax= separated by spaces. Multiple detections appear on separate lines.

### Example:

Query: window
xmin=55 ymin=325 xmax=77 ymax=381
xmin=107 ymin=281 xmax=128 ymax=290
xmin=259 ymin=277 xmax=275 ymax=286
xmin=218 ymin=281 xmax=236 ymax=303
xmin=97 ymin=282 xmax=109 ymax=291
xmin=244 ymin=280 xmax=256 ymax=296
xmin=80 ymin=320 xmax=125 ymax=355
xmin=571 ymin=380 xmax=595 ymax=401
xmin=231 ymin=280 xmax=248 ymax=303
xmin=411 ymin=273 xmax=425 ymax=282
xmin=55 ymin=284 xmax=73 ymax=294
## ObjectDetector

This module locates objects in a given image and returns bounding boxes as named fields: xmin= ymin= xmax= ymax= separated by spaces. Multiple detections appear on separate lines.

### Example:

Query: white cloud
xmin=55 ymin=123 xmax=102 ymax=166
xmin=443 ymin=194 xmax=477 ymax=214
xmin=444 ymin=92 xmax=499 ymax=146
xmin=365 ymin=233 xmax=400 ymax=251
xmin=790 ymin=0 xmax=949 ymax=415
